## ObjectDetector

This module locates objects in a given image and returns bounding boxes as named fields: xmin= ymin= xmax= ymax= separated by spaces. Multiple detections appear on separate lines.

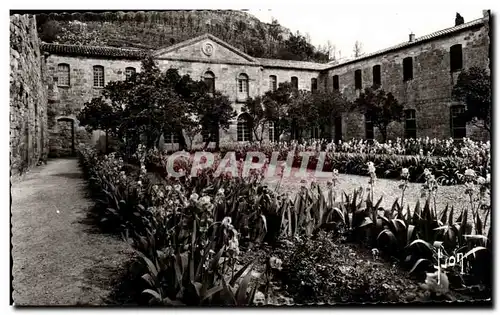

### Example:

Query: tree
xmin=452 ymin=67 xmax=491 ymax=135
xmin=190 ymin=90 xmax=236 ymax=150
xmin=77 ymin=96 xmax=122 ymax=153
xmin=262 ymin=82 xmax=300 ymax=139
xmin=242 ymin=96 xmax=266 ymax=143
xmin=352 ymin=87 xmax=404 ymax=142
xmin=353 ymin=40 xmax=363 ymax=58
xmin=310 ymin=90 xmax=349 ymax=139
xmin=77 ymin=56 xmax=235 ymax=154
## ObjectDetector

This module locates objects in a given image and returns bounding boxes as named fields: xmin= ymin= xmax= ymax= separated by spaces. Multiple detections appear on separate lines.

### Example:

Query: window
xmin=450 ymin=105 xmax=466 ymax=139
xmin=332 ymin=75 xmax=339 ymax=90
xmin=372 ymin=65 xmax=381 ymax=87
xmin=204 ymin=71 xmax=215 ymax=93
xmin=268 ymin=121 xmax=279 ymax=142
xmin=404 ymin=109 xmax=417 ymax=139
xmin=165 ymin=132 xmax=179 ymax=144
xmin=238 ymin=73 xmax=249 ymax=99
xmin=355 ymin=70 xmax=362 ymax=89
xmin=365 ymin=114 xmax=374 ymax=140
xmin=311 ymin=78 xmax=317 ymax=92
xmin=403 ymin=57 xmax=413 ymax=81
xmin=269 ymin=75 xmax=277 ymax=91
xmin=237 ymin=113 xmax=252 ymax=141
xmin=450 ymin=44 xmax=463 ymax=72
xmin=57 ymin=63 xmax=70 ymax=86
xmin=93 ymin=65 xmax=105 ymax=87
xmin=291 ymin=76 xmax=298 ymax=89
xmin=125 ymin=67 xmax=136 ymax=80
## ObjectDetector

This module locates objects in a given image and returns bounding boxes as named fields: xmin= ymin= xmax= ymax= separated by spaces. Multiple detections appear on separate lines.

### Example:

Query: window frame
xmin=332 ymin=75 xmax=339 ymax=90
xmin=403 ymin=57 xmax=413 ymax=81
xmin=237 ymin=114 xmax=252 ymax=142
xmin=311 ymin=78 xmax=318 ymax=92
xmin=372 ymin=65 xmax=381 ymax=87
xmin=355 ymin=69 xmax=362 ymax=90
xmin=291 ymin=76 xmax=299 ymax=89
xmin=57 ymin=63 xmax=70 ymax=87
xmin=93 ymin=65 xmax=105 ymax=88
xmin=269 ymin=75 xmax=277 ymax=91
xmin=450 ymin=44 xmax=463 ymax=72
xmin=125 ymin=67 xmax=136 ymax=80
xmin=237 ymin=73 xmax=249 ymax=100
xmin=204 ymin=71 xmax=215 ymax=94
xmin=404 ymin=109 xmax=417 ymax=139
xmin=450 ymin=105 xmax=467 ymax=139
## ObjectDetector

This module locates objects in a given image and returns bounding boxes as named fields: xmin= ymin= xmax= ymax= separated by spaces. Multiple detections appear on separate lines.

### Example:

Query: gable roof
xmin=152 ymin=33 xmax=258 ymax=63
xmin=39 ymin=16 xmax=486 ymax=70
xmin=40 ymin=42 xmax=148 ymax=59
xmin=325 ymin=17 xmax=485 ymax=70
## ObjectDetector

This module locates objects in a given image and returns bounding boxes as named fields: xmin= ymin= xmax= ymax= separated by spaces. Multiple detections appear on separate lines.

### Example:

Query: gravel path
xmin=11 ymin=158 xmax=134 ymax=306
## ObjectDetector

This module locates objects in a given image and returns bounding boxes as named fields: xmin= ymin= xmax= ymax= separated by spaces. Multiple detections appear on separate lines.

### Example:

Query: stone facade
xmin=39 ymin=12 xmax=490 ymax=155
xmin=322 ymin=11 xmax=491 ymax=142
xmin=10 ymin=14 xmax=48 ymax=175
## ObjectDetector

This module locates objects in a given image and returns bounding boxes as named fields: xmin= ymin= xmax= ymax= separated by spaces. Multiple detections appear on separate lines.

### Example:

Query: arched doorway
xmin=56 ymin=117 xmax=75 ymax=157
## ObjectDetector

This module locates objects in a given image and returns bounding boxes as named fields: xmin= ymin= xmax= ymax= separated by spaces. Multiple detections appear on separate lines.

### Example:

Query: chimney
xmin=409 ymin=33 xmax=415 ymax=42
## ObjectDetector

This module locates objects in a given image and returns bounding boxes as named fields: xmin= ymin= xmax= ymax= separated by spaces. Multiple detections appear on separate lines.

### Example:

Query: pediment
xmin=153 ymin=34 xmax=257 ymax=64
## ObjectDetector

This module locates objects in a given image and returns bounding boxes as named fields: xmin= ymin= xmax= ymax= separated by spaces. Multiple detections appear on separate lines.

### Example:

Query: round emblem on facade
xmin=202 ymin=42 xmax=214 ymax=56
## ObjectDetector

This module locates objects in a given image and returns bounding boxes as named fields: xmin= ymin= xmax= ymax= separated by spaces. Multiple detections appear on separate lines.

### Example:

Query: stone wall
xmin=323 ymin=13 xmax=490 ymax=142
xmin=45 ymin=55 xmax=143 ymax=156
xmin=10 ymin=14 xmax=48 ymax=175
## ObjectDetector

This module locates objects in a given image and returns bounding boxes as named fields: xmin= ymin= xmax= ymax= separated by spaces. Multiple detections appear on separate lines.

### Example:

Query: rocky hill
xmin=35 ymin=10 xmax=328 ymax=62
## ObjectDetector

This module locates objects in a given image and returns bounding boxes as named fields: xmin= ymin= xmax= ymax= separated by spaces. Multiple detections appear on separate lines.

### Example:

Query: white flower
xmin=217 ymin=188 xmax=225 ymax=195
xmin=190 ymin=193 xmax=199 ymax=202
xmin=367 ymin=162 xmax=376 ymax=174
xmin=464 ymin=169 xmax=476 ymax=178
xmin=486 ymin=173 xmax=491 ymax=183
xmin=199 ymin=196 xmax=211 ymax=205
xmin=174 ymin=184 xmax=182 ymax=192
xmin=269 ymin=256 xmax=283 ymax=270
xmin=477 ymin=176 xmax=486 ymax=185
xmin=222 ymin=216 xmax=232 ymax=227
xmin=423 ymin=168 xmax=431 ymax=177
xmin=401 ymin=168 xmax=409 ymax=178
xmin=137 ymin=180 xmax=142 ymax=186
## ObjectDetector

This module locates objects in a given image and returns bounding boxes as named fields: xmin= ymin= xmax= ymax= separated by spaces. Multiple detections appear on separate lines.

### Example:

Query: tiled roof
xmin=40 ymin=43 xmax=149 ymax=59
xmin=256 ymin=57 xmax=327 ymax=70
xmin=325 ymin=18 xmax=485 ymax=70
xmin=40 ymin=16 xmax=486 ymax=69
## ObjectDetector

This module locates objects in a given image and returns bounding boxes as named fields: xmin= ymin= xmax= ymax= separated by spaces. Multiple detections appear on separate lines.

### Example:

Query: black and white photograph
xmin=8 ymin=1 xmax=494 ymax=308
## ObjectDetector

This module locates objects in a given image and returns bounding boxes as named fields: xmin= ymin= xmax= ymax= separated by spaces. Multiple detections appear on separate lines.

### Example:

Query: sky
xmin=245 ymin=0 xmax=492 ymax=60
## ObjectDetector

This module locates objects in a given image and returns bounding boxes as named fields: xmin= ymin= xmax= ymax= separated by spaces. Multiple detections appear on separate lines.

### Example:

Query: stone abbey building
xmin=10 ymin=11 xmax=491 ymax=170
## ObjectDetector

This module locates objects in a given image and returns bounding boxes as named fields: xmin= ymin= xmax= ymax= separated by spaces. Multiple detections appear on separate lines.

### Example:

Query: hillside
xmin=35 ymin=10 xmax=329 ymax=62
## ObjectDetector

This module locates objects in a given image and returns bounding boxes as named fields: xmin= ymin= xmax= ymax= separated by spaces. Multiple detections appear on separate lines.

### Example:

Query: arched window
xmin=450 ymin=105 xmax=466 ymax=139
xmin=237 ymin=73 xmax=249 ymax=99
xmin=57 ymin=63 xmax=70 ymax=87
xmin=204 ymin=71 xmax=215 ymax=93
xmin=291 ymin=76 xmax=298 ymax=89
xmin=237 ymin=113 xmax=252 ymax=142
xmin=125 ymin=67 xmax=136 ymax=80
xmin=93 ymin=65 xmax=105 ymax=87
xmin=269 ymin=75 xmax=277 ymax=91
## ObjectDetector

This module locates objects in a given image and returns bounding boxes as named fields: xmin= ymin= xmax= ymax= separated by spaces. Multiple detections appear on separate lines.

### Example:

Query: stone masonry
xmin=10 ymin=14 xmax=48 ymax=175
xmin=37 ymin=11 xmax=490 ymax=156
